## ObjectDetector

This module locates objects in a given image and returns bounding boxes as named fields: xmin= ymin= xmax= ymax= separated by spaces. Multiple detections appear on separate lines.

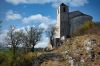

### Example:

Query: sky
xmin=0 ymin=0 xmax=100 ymax=48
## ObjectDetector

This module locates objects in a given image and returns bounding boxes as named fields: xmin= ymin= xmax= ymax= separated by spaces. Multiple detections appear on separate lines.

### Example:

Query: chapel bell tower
xmin=55 ymin=3 xmax=70 ymax=40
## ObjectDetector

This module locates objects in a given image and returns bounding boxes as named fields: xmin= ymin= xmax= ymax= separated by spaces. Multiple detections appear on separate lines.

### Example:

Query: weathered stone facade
xmin=69 ymin=11 xmax=92 ymax=35
xmin=55 ymin=3 xmax=70 ymax=39
xmin=52 ymin=3 xmax=93 ymax=48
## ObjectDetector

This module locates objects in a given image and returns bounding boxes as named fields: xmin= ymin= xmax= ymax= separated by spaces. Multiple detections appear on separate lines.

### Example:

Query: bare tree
xmin=46 ymin=26 xmax=57 ymax=47
xmin=24 ymin=27 xmax=42 ymax=52
xmin=6 ymin=25 xmax=23 ymax=55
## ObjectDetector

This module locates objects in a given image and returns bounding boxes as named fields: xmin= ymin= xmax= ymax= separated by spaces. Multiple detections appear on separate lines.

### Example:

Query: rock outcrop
xmin=54 ymin=34 xmax=100 ymax=66
xmin=33 ymin=33 xmax=100 ymax=66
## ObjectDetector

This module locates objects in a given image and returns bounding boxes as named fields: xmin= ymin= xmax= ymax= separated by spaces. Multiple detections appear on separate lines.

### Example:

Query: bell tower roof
xmin=60 ymin=3 xmax=68 ymax=7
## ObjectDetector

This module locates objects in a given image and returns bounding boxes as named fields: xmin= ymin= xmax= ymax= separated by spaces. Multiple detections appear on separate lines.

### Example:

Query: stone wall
xmin=70 ymin=14 xmax=92 ymax=35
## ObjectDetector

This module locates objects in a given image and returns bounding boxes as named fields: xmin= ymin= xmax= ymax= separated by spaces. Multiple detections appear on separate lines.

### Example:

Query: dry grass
xmin=55 ymin=34 xmax=100 ymax=66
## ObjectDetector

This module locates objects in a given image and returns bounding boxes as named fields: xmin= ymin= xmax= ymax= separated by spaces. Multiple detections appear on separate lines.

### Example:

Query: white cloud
xmin=6 ymin=0 xmax=26 ymax=5
xmin=22 ymin=14 xmax=50 ymax=23
xmin=22 ymin=14 xmax=55 ymax=24
xmin=22 ymin=14 xmax=56 ymax=32
xmin=38 ymin=21 xmax=55 ymax=31
xmin=69 ymin=0 xmax=88 ymax=7
xmin=0 ymin=30 xmax=8 ymax=42
xmin=0 ymin=30 xmax=8 ymax=47
xmin=6 ymin=0 xmax=89 ymax=7
xmin=6 ymin=10 xmax=22 ymax=21
xmin=35 ymin=35 xmax=49 ymax=48
xmin=5 ymin=10 xmax=56 ymax=31
xmin=6 ymin=0 xmax=54 ymax=5
xmin=39 ymin=23 xmax=48 ymax=30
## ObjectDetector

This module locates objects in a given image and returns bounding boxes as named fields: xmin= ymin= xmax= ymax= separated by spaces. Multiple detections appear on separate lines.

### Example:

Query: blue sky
xmin=0 ymin=0 xmax=100 ymax=48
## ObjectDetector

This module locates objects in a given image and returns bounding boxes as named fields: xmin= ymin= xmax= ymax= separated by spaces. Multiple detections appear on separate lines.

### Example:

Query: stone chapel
xmin=52 ymin=3 xmax=92 ymax=48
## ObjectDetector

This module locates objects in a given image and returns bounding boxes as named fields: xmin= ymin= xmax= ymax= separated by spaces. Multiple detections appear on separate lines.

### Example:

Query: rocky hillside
xmin=40 ymin=34 xmax=100 ymax=66
xmin=39 ymin=23 xmax=100 ymax=66
xmin=86 ymin=22 xmax=100 ymax=35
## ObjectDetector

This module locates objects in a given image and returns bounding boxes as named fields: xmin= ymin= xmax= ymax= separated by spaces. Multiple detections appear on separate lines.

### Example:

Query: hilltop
xmin=41 ymin=35 xmax=100 ymax=66
xmin=40 ymin=23 xmax=100 ymax=66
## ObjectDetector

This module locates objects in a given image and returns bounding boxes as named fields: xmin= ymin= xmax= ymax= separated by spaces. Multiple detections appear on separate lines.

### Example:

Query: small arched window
xmin=63 ymin=7 xmax=66 ymax=12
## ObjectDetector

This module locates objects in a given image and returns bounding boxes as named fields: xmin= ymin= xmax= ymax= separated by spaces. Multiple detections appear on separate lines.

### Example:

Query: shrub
xmin=13 ymin=52 xmax=39 ymax=66
xmin=0 ymin=49 xmax=40 ymax=66
xmin=0 ymin=52 xmax=10 ymax=66
xmin=0 ymin=53 xmax=7 ymax=64
xmin=82 ymin=20 xmax=93 ymax=31
xmin=74 ymin=20 xmax=93 ymax=36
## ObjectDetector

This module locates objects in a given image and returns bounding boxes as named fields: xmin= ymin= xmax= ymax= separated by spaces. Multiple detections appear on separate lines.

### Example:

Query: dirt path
xmin=32 ymin=52 xmax=64 ymax=66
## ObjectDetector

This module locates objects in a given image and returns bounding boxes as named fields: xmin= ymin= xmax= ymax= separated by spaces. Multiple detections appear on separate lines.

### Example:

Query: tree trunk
xmin=31 ymin=45 xmax=34 ymax=52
